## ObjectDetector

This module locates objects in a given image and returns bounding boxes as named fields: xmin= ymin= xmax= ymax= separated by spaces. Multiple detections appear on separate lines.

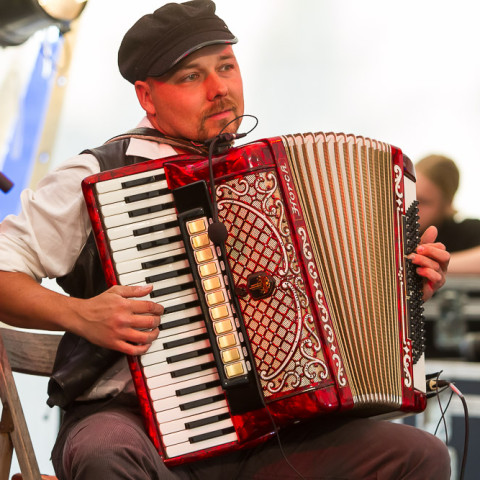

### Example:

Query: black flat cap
xmin=118 ymin=0 xmax=237 ymax=84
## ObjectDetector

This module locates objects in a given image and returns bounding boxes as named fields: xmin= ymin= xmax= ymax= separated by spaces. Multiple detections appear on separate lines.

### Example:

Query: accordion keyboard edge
xmin=82 ymin=130 xmax=427 ymax=466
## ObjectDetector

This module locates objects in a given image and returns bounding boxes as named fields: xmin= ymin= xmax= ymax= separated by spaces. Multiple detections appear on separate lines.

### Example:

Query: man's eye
xmin=182 ymin=73 xmax=199 ymax=82
xmin=220 ymin=63 xmax=235 ymax=72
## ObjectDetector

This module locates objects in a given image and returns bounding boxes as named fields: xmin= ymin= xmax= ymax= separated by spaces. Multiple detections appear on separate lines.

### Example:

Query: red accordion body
xmin=82 ymin=132 xmax=427 ymax=466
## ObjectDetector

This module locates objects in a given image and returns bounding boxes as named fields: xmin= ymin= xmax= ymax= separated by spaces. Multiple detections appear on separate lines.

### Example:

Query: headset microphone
xmin=205 ymin=115 xmax=258 ymax=245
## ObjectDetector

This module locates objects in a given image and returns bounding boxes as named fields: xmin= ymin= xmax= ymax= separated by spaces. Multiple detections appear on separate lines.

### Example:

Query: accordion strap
xmin=105 ymin=127 xmax=209 ymax=156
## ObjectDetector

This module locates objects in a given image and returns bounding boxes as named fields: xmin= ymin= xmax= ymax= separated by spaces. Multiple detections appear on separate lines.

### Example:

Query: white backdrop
xmin=2 ymin=0 xmax=480 ymax=475
xmin=48 ymin=0 xmax=480 ymax=219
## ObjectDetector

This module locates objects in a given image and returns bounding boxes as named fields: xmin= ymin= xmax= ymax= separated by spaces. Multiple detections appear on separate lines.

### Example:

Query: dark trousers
xmin=52 ymin=394 xmax=451 ymax=480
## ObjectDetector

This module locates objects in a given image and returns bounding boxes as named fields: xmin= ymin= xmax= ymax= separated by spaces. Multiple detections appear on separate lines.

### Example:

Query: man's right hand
xmin=75 ymin=284 xmax=163 ymax=355
xmin=0 ymin=272 xmax=163 ymax=356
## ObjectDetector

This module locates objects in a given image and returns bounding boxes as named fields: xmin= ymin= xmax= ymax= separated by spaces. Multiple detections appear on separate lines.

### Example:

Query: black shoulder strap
xmin=105 ymin=127 xmax=209 ymax=156
xmin=81 ymin=137 xmax=132 ymax=172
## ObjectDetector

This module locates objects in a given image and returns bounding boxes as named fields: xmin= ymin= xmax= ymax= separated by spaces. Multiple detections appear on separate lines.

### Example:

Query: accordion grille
xmin=218 ymin=172 xmax=329 ymax=397
xmin=283 ymin=133 xmax=402 ymax=408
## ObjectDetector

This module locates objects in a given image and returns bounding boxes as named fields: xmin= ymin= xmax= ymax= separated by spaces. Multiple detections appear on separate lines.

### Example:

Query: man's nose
xmin=206 ymin=73 xmax=228 ymax=101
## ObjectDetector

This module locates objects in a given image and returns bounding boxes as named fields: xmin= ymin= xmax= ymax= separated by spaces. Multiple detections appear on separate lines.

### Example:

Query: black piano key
xmin=142 ymin=252 xmax=187 ymax=270
xmin=124 ymin=188 xmax=169 ymax=204
xmin=151 ymin=281 xmax=195 ymax=299
xmin=167 ymin=346 xmax=211 ymax=364
xmin=170 ymin=360 xmax=216 ymax=379
xmin=146 ymin=267 xmax=190 ymax=284
xmin=163 ymin=300 xmax=199 ymax=316
xmin=176 ymin=379 xmax=221 ymax=397
xmin=179 ymin=393 xmax=224 ymax=411
xmin=189 ymin=426 xmax=236 ymax=444
xmin=122 ymin=174 xmax=165 ymax=189
xmin=133 ymin=219 xmax=178 ymax=237
xmin=185 ymin=412 xmax=230 ymax=430
xmin=159 ymin=313 xmax=203 ymax=331
xmin=137 ymin=234 xmax=182 ymax=251
xmin=128 ymin=201 xmax=174 ymax=218
xmin=163 ymin=332 xmax=209 ymax=350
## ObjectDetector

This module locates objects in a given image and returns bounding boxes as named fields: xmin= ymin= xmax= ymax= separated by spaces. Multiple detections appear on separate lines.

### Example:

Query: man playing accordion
xmin=0 ymin=1 xmax=451 ymax=479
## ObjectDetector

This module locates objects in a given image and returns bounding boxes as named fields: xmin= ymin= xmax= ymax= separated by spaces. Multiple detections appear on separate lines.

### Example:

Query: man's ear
xmin=135 ymin=80 xmax=155 ymax=115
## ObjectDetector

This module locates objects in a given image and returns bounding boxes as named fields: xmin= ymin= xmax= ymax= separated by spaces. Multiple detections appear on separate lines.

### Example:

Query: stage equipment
xmin=0 ymin=0 xmax=87 ymax=46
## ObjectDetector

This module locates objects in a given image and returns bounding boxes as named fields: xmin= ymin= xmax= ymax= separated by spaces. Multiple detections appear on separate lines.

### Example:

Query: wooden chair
xmin=0 ymin=326 xmax=61 ymax=480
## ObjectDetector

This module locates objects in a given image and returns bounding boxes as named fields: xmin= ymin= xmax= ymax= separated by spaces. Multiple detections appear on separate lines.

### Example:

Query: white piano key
xmin=154 ymin=391 xmax=227 ymax=422
xmin=149 ymin=326 xmax=207 ymax=354
xmin=112 ymin=240 xmax=184 ymax=265
xmin=153 ymin=384 xmax=224 ymax=413
xmin=149 ymin=286 xmax=198 ymax=304
xmin=159 ymin=406 xmax=229 ymax=435
xmin=119 ymin=260 xmax=190 ymax=285
xmin=105 ymin=213 xmax=178 ymax=241
xmin=142 ymin=331 xmax=209 ymax=365
xmin=143 ymin=338 xmax=211 ymax=367
xmin=161 ymin=293 xmax=199 ymax=309
xmin=145 ymin=366 xmax=218 ymax=392
xmin=163 ymin=418 xmax=235 ymax=448
xmin=158 ymin=320 xmax=205 ymax=341
xmin=149 ymin=372 xmax=220 ymax=402
xmin=101 ymin=194 xmax=175 ymax=219
xmin=103 ymin=205 xmax=177 ymax=229
xmin=135 ymin=291 xmax=199 ymax=306
xmin=97 ymin=179 xmax=169 ymax=205
xmin=164 ymin=431 xmax=238 ymax=458
xmin=115 ymin=245 xmax=186 ymax=275
xmin=160 ymin=306 xmax=203 ymax=331
xmin=109 ymin=225 xmax=181 ymax=252
xmin=161 ymin=305 xmax=202 ymax=323
xmin=142 ymin=352 xmax=215 ymax=379
xmin=131 ymin=278 xmax=198 ymax=303
xmin=95 ymin=167 xmax=166 ymax=194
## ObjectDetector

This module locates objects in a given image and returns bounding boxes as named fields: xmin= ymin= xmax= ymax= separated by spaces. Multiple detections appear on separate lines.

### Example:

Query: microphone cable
xmin=205 ymin=114 xmax=258 ymax=244
xmin=205 ymin=114 xmax=307 ymax=478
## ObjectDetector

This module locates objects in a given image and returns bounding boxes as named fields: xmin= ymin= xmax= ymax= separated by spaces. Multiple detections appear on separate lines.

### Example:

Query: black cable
xmin=264 ymin=406 xmax=306 ymax=480
xmin=429 ymin=373 xmax=452 ymax=441
xmin=430 ymin=378 xmax=469 ymax=480
xmin=206 ymin=114 xmax=258 ymax=244
xmin=434 ymin=389 xmax=453 ymax=442
xmin=205 ymin=113 xmax=307 ymax=478
xmin=449 ymin=383 xmax=469 ymax=480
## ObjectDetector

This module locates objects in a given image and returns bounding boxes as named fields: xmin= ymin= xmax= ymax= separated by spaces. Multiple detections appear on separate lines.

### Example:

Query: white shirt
xmin=0 ymin=118 xmax=177 ymax=280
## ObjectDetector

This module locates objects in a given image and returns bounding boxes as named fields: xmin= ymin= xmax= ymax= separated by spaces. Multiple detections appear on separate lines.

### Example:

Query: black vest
xmin=47 ymin=129 xmax=208 ymax=409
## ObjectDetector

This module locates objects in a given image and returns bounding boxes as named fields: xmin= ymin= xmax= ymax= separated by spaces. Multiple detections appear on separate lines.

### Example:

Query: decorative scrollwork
xmin=298 ymin=227 xmax=313 ymax=260
xmin=333 ymin=353 xmax=347 ymax=387
xmin=403 ymin=341 xmax=412 ymax=388
xmin=216 ymin=179 xmax=249 ymax=198
xmin=393 ymin=164 xmax=403 ymax=211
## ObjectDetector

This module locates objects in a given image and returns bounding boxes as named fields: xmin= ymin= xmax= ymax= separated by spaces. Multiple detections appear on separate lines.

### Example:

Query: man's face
xmin=416 ymin=171 xmax=451 ymax=233
xmin=135 ymin=44 xmax=244 ymax=142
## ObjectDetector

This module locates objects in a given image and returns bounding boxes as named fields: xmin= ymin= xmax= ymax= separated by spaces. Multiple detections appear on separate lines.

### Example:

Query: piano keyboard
xmin=91 ymin=167 xmax=240 ymax=458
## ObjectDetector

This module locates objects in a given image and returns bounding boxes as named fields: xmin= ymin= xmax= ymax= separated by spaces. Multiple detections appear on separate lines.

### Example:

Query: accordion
xmin=82 ymin=131 xmax=426 ymax=466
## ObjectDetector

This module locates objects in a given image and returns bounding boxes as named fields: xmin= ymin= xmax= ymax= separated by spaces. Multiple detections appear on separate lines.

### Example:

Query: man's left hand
xmin=409 ymin=225 xmax=450 ymax=301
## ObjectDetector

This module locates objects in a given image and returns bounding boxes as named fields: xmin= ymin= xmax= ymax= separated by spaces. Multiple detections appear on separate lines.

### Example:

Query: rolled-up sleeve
xmin=0 ymin=154 xmax=100 ymax=281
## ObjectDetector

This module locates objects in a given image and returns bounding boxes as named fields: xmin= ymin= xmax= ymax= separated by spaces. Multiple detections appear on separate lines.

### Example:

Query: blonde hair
xmin=415 ymin=154 xmax=459 ymax=205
